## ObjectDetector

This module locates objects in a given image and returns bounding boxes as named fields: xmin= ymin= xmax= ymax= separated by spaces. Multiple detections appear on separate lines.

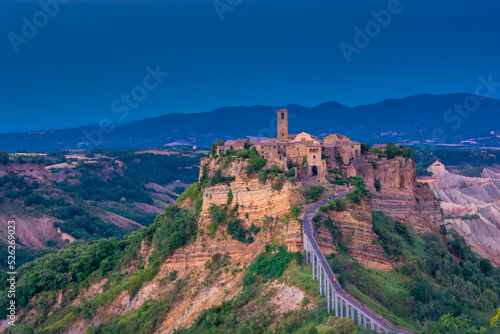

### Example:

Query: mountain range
xmin=1 ymin=93 xmax=499 ymax=152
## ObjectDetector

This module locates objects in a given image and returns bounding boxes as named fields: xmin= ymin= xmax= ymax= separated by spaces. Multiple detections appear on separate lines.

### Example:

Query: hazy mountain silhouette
xmin=1 ymin=93 xmax=499 ymax=152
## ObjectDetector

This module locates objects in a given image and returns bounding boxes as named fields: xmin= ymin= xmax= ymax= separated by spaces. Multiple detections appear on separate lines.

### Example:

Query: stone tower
xmin=277 ymin=108 xmax=288 ymax=139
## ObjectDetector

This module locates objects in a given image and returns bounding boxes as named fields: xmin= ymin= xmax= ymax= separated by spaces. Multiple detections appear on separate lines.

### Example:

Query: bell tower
xmin=277 ymin=108 xmax=288 ymax=139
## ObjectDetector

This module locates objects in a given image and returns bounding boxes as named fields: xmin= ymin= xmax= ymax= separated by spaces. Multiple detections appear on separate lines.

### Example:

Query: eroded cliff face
xmin=60 ymin=177 xmax=306 ymax=334
xmin=359 ymin=157 xmax=416 ymax=193
xmin=200 ymin=157 xmax=248 ymax=179
xmin=425 ymin=161 xmax=500 ymax=266
xmin=358 ymin=158 xmax=441 ymax=232
xmin=315 ymin=200 xmax=392 ymax=271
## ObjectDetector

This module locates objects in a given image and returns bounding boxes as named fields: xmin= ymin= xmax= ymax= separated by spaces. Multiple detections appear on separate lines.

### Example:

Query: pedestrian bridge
xmin=302 ymin=192 xmax=413 ymax=334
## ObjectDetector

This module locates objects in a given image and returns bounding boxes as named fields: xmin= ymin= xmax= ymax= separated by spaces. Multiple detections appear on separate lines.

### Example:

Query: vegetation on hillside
xmin=413 ymin=147 xmax=500 ymax=177
xmin=1 ymin=202 xmax=198 ymax=333
xmin=316 ymin=211 xmax=500 ymax=332
xmin=0 ymin=149 xmax=201 ymax=257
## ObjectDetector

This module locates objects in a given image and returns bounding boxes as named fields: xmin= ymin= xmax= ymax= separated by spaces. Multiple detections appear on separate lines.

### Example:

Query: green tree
xmin=385 ymin=142 xmax=401 ymax=159
xmin=492 ymin=307 xmax=500 ymax=327
xmin=401 ymin=145 xmax=415 ymax=158
xmin=374 ymin=179 xmax=381 ymax=192
xmin=210 ymin=140 xmax=225 ymax=157
xmin=368 ymin=158 xmax=378 ymax=169
xmin=361 ymin=143 xmax=371 ymax=155
xmin=0 ymin=151 xmax=9 ymax=165
xmin=372 ymin=147 xmax=381 ymax=155
xmin=440 ymin=314 xmax=486 ymax=333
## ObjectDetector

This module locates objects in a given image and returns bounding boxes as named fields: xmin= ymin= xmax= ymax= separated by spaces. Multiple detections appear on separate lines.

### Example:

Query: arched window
xmin=281 ymin=113 xmax=284 ymax=119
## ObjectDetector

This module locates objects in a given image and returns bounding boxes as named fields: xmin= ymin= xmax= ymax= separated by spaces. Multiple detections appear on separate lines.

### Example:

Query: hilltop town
xmin=211 ymin=108 xmax=406 ymax=184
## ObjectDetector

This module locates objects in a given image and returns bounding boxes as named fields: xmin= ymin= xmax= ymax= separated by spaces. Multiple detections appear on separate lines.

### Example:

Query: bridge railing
xmin=301 ymin=196 xmax=413 ymax=334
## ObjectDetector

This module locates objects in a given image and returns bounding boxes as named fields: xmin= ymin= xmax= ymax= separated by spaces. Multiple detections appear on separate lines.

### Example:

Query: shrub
xmin=243 ymin=245 xmax=294 ymax=285
xmin=271 ymin=173 xmax=287 ymax=191
xmin=247 ymin=158 xmax=267 ymax=172
xmin=304 ymin=186 xmax=325 ymax=203
xmin=0 ymin=151 xmax=9 ymax=165
xmin=374 ymin=179 xmax=381 ymax=192
xmin=300 ymin=156 xmax=307 ymax=170
xmin=227 ymin=219 xmax=259 ymax=244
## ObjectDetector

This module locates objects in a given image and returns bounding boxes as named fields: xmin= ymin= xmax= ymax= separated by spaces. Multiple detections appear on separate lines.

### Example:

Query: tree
xmin=368 ymin=158 xmax=378 ymax=169
xmin=492 ymin=308 xmax=500 ymax=327
xmin=210 ymin=140 xmax=225 ymax=157
xmin=372 ymin=147 xmax=380 ymax=155
xmin=401 ymin=145 xmax=415 ymax=158
xmin=440 ymin=314 xmax=486 ymax=333
xmin=0 ymin=151 xmax=9 ymax=165
xmin=374 ymin=179 xmax=381 ymax=192
xmin=361 ymin=143 xmax=371 ymax=155
xmin=385 ymin=142 xmax=401 ymax=159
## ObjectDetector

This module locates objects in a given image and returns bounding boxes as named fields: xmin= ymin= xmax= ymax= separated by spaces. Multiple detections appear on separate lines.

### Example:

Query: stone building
xmin=218 ymin=108 xmax=365 ymax=178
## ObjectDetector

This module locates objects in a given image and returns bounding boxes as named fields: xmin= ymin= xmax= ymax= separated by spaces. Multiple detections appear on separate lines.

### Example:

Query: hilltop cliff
xmin=425 ymin=161 xmax=500 ymax=266
xmin=358 ymin=157 xmax=442 ymax=232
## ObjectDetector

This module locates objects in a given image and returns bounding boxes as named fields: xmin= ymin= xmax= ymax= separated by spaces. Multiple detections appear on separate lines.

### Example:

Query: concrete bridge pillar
xmin=317 ymin=256 xmax=320 ymax=283
xmin=363 ymin=314 xmax=367 ymax=328
xmin=340 ymin=298 xmax=344 ymax=318
xmin=319 ymin=267 xmax=322 ymax=295
xmin=351 ymin=303 xmax=355 ymax=320
xmin=358 ymin=311 xmax=361 ymax=326
xmin=327 ymin=281 xmax=330 ymax=313
xmin=334 ymin=293 xmax=338 ymax=316
xmin=312 ymin=253 xmax=316 ymax=280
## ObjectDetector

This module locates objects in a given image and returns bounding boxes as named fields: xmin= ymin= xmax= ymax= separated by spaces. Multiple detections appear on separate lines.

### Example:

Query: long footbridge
xmin=302 ymin=191 xmax=413 ymax=334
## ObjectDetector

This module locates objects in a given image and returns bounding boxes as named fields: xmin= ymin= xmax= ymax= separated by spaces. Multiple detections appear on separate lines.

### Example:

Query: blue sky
xmin=1 ymin=0 xmax=499 ymax=133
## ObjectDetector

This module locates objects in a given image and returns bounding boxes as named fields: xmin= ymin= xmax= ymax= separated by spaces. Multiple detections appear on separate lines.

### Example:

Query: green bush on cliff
xmin=247 ymin=158 xmax=267 ymax=175
xmin=304 ymin=186 xmax=325 ymax=202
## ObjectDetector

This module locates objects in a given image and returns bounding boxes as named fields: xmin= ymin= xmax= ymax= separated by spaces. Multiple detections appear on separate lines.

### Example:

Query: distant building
xmin=216 ymin=108 xmax=365 ymax=178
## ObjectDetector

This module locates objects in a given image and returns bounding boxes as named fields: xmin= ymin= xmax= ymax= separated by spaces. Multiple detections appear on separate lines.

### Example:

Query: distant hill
xmin=1 ymin=93 xmax=499 ymax=152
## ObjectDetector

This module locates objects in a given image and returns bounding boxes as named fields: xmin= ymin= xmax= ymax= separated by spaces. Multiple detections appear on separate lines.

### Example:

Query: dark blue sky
xmin=1 ymin=0 xmax=499 ymax=133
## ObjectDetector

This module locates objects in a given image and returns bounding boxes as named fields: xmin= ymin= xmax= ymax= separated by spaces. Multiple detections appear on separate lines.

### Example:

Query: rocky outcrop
xmin=200 ymin=157 xmax=248 ymax=179
xmin=314 ymin=201 xmax=392 ymax=271
xmin=425 ymin=161 xmax=500 ymax=266
xmin=201 ymin=179 xmax=300 ymax=223
xmin=130 ymin=179 xmax=304 ymax=333
xmin=358 ymin=158 xmax=440 ymax=231
xmin=0 ymin=211 xmax=69 ymax=249
xmin=358 ymin=157 xmax=416 ymax=193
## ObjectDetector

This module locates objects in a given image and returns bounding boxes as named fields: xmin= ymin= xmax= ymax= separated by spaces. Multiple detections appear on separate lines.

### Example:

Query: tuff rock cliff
xmin=314 ymin=199 xmax=393 ymax=271
xmin=358 ymin=157 xmax=442 ymax=232
xmin=425 ymin=161 xmax=500 ymax=266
